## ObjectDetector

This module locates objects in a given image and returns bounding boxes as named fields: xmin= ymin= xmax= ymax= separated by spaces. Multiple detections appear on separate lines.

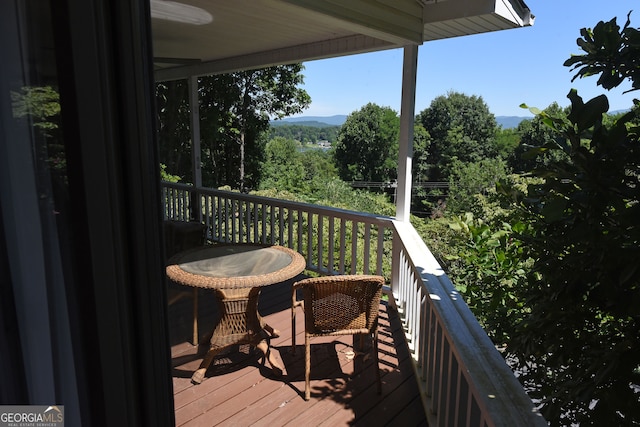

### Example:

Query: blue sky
xmin=294 ymin=1 xmax=638 ymax=119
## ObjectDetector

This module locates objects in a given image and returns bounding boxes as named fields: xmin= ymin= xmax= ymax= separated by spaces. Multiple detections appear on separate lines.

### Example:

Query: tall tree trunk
xmin=239 ymin=130 xmax=245 ymax=192
xmin=238 ymin=73 xmax=253 ymax=192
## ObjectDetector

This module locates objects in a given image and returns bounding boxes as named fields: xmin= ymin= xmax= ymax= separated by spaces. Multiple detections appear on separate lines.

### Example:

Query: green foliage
xmin=254 ymin=177 xmax=394 ymax=217
xmin=505 ymin=90 xmax=640 ymax=425
xmin=159 ymin=164 xmax=181 ymax=183
xmin=299 ymin=148 xmax=338 ymax=185
xmin=334 ymin=103 xmax=399 ymax=182
xmin=11 ymin=86 xmax=61 ymax=136
xmin=415 ymin=13 xmax=640 ymax=424
xmin=315 ymin=179 xmax=395 ymax=216
xmin=260 ymin=137 xmax=307 ymax=193
xmin=250 ymin=178 xmax=395 ymax=278
xmin=564 ymin=13 xmax=640 ymax=92
xmin=11 ymin=86 xmax=66 ymax=177
xmin=494 ymin=127 xmax=522 ymax=160
xmin=509 ymin=103 xmax=570 ymax=173
xmin=417 ymin=91 xmax=499 ymax=181
xmin=446 ymin=214 xmax=532 ymax=345
xmin=156 ymin=64 xmax=310 ymax=190
xmin=156 ymin=79 xmax=191 ymax=182
xmin=410 ymin=123 xmax=438 ymax=214
xmin=260 ymin=136 xmax=339 ymax=197
xmin=411 ymin=123 xmax=431 ymax=182
xmin=411 ymin=215 xmax=462 ymax=268
xmin=446 ymin=158 xmax=509 ymax=216
xmin=499 ymin=15 xmax=640 ymax=421
xmin=259 ymin=134 xmax=391 ymax=215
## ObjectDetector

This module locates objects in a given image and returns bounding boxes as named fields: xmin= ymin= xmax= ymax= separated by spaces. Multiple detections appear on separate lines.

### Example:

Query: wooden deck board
xmin=169 ymin=277 xmax=428 ymax=426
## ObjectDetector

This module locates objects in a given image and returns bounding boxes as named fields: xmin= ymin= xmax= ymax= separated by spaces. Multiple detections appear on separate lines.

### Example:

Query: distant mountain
xmin=270 ymin=120 xmax=340 ymax=128
xmin=496 ymin=116 xmax=531 ymax=129
xmin=273 ymin=114 xmax=531 ymax=129
xmin=273 ymin=115 xmax=347 ymax=127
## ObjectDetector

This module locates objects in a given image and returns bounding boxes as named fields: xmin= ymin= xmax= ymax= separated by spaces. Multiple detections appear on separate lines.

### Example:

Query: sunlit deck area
xmin=160 ymin=184 xmax=546 ymax=426
xmin=168 ymin=276 xmax=428 ymax=426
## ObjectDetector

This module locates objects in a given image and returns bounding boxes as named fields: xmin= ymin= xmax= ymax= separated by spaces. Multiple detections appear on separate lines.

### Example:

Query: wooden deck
xmin=168 ymin=275 xmax=428 ymax=426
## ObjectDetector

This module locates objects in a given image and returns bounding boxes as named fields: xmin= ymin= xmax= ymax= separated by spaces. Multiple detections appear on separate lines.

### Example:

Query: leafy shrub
xmin=505 ymin=90 xmax=640 ymax=425
xmin=446 ymin=214 xmax=532 ymax=345
xmin=446 ymin=158 xmax=509 ymax=215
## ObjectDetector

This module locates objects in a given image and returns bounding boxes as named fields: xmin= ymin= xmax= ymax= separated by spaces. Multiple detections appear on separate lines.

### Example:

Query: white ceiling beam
xmin=155 ymin=34 xmax=394 ymax=81
xmin=280 ymin=0 xmax=424 ymax=45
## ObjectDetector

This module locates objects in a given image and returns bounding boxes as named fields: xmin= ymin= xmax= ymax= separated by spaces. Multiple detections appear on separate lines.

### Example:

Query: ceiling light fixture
xmin=150 ymin=0 xmax=213 ymax=25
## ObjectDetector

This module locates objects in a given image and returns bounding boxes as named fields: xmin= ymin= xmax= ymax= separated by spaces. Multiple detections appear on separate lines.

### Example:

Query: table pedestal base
xmin=191 ymin=287 xmax=284 ymax=384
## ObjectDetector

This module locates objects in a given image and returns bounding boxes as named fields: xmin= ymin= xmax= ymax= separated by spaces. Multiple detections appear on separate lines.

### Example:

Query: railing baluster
xmin=231 ymin=199 xmax=237 ymax=243
xmin=297 ymin=209 xmax=303 ymax=255
xmin=317 ymin=214 xmax=324 ymax=274
xmin=328 ymin=216 xmax=335 ymax=275
xmin=279 ymin=205 xmax=285 ymax=245
xmin=242 ymin=200 xmax=249 ymax=242
xmin=350 ymin=220 xmax=357 ymax=274
xmin=306 ymin=211 xmax=313 ymax=269
xmin=287 ymin=207 xmax=294 ymax=249
xmin=260 ymin=202 xmax=266 ymax=244
xmin=252 ymin=202 xmax=258 ymax=243
xmin=376 ymin=225 xmax=384 ymax=276
xmin=452 ymin=359 xmax=462 ymax=427
xmin=363 ymin=224 xmax=370 ymax=275
xmin=172 ymin=188 xmax=178 ymax=220
xmin=338 ymin=218 xmax=347 ymax=274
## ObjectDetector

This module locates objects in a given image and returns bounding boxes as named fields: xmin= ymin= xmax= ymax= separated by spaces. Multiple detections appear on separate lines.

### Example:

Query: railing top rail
xmin=162 ymin=181 xmax=395 ymax=227
xmin=392 ymin=220 xmax=546 ymax=426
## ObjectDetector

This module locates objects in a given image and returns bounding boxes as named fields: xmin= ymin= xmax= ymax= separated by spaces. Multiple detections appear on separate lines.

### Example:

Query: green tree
xmin=494 ymin=126 xmax=521 ymax=160
xmin=446 ymin=158 xmax=509 ymax=215
xmin=156 ymin=64 xmax=310 ymax=190
xmin=11 ymin=86 xmax=66 ymax=181
xmin=159 ymin=164 xmax=181 ymax=183
xmin=564 ymin=12 xmax=640 ymax=92
xmin=509 ymin=103 xmax=569 ymax=173
xmin=501 ymin=14 xmax=640 ymax=425
xmin=260 ymin=137 xmax=306 ymax=193
xmin=299 ymin=149 xmax=338 ymax=186
xmin=417 ymin=92 xmax=499 ymax=180
xmin=156 ymin=80 xmax=191 ymax=182
xmin=334 ymin=103 xmax=399 ymax=182
xmin=410 ymin=123 xmax=437 ymax=214
xmin=11 ymin=86 xmax=61 ymax=137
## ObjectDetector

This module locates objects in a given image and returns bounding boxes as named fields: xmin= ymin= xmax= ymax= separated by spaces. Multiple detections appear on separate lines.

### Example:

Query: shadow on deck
xmin=168 ymin=276 xmax=428 ymax=426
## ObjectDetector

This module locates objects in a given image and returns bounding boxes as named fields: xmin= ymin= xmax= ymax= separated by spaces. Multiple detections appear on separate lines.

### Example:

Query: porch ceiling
xmin=152 ymin=0 xmax=533 ymax=81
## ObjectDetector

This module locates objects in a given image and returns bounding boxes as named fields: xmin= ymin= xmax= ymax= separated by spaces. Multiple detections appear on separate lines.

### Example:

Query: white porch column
xmin=395 ymin=44 xmax=418 ymax=222
xmin=392 ymin=45 xmax=418 ymax=298
xmin=188 ymin=76 xmax=203 ymax=220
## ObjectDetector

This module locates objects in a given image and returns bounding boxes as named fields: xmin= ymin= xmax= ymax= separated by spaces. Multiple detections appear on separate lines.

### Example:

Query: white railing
xmin=391 ymin=222 xmax=546 ymax=427
xmin=161 ymin=182 xmax=545 ymax=426
xmin=162 ymin=182 xmax=393 ymax=276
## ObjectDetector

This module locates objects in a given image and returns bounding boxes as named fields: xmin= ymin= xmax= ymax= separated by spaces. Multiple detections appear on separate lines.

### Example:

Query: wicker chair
xmin=291 ymin=275 xmax=384 ymax=400
xmin=164 ymin=220 xmax=207 ymax=345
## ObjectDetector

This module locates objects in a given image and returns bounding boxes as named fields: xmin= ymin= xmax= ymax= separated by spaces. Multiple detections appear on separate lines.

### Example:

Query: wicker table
xmin=166 ymin=243 xmax=305 ymax=384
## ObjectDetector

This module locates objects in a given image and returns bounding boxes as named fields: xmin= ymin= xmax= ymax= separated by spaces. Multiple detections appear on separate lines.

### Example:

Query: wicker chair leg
xmin=291 ymin=305 xmax=296 ymax=355
xmin=304 ymin=334 xmax=311 ymax=401
xmin=192 ymin=347 xmax=218 ymax=384
xmin=374 ymin=330 xmax=381 ymax=394
xmin=256 ymin=337 xmax=283 ymax=376
xmin=192 ymin=288 xmax=198 ymax=345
